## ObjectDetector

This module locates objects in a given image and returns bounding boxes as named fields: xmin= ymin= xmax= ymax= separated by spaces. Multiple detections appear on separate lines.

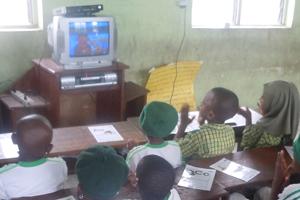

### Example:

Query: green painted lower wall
xmin=0 ymin=0 xmax=299 ymax=109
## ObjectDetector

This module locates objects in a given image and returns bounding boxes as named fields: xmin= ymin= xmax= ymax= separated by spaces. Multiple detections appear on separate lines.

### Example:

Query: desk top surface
xmin=189 ymin=146 xmax=284 ymax=191
xmin=9 ymin=147 xmax=284 ymax=200
xmin=0 ymin=120 xmax=147 ymax=165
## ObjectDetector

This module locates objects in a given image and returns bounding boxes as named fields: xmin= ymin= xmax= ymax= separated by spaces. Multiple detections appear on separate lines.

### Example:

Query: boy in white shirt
xmin=137 ymin=155 xmax=181 ymax=200
xmin=0 ymin=114 xmax=67 ymax=199
xmin=126 ymin=101 xmax=183 ymax=172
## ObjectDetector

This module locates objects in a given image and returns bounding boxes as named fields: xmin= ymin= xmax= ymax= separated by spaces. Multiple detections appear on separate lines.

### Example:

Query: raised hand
xmin=238 ymin=107 xmax=252 ymax=125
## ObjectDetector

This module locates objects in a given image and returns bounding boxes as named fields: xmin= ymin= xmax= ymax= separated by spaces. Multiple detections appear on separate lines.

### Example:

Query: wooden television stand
xmin=28 ymin=58 xmax=128 ymax=127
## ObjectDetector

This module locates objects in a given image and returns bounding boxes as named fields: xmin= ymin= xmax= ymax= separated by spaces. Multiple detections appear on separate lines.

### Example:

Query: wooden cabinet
xmin=31 ymin=59 xmax=128 ymax=127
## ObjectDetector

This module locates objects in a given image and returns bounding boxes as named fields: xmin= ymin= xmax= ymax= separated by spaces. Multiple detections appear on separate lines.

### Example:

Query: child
xmin=126 ymin=101 xmax=182 ymax=172
xmin=239 ymin=80 xmax=300 ymax=149
xmin=175 ymin=87 xmax=239 ymax=160
xmin=76 ymin=145 xmax=129 ymax=200
xmin=136 ymin=155 xmax=181 ymax=200
xmin=0 ymin=114 xmax=67 ymax=199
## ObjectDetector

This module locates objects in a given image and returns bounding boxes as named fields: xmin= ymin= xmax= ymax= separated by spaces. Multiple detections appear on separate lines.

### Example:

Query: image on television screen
xmin=69 ymin=21 xmax=110 ymax=57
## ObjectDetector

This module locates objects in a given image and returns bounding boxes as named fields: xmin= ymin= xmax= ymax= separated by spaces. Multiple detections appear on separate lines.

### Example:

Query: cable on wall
xmin=169 ymin=5 xmax=188 ymax=105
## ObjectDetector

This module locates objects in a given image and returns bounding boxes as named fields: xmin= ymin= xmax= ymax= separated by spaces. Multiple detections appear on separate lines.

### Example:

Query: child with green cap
xmin=76 ymin=145 xmax=129 ymax=200
xmin=126 ymin=101 xmax=183 ymax=172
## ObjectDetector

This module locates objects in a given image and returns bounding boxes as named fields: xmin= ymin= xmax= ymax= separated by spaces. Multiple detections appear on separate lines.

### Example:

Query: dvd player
xmin=60 ymin=72 xmax=117 ymax=90
xmin=53 ymin=4 xmax=103 ymax=17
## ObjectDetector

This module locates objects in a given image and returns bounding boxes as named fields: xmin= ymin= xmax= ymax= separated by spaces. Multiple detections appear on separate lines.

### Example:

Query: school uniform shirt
xmin=241 ymin=124 xmax=282 ymax=150
xmin=166 ymin=189 xmax=181 ymax=200
xmin=278 ymin=184 xmax=300 ymax=200
xmin=177 ymin=123 xmax=235 ymax=160
xmin=126 ymin=141 xmax=183 ymax=172
xmin=0 ymin=157 xmax=67 ymax=199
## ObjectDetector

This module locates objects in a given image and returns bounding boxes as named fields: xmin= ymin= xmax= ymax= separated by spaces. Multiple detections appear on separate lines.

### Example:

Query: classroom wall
xmin=0 ymin=0 xmax=299 ymax=108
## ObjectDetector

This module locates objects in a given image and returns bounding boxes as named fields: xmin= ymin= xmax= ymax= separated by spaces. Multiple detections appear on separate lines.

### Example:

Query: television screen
xmin=69 ymin=21 xmax=110 ymax=57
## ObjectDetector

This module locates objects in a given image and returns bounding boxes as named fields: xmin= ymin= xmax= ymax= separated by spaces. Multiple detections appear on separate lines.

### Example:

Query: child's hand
xmin=128 ymin=171 xmax=138 ymax=188
xmin=238 ymin=107 xmax=252 ymax=125
xmin=180 ymin=104 xmax=195 ymax=127
xmin=126 ymin=139 xmax=137 ymax=150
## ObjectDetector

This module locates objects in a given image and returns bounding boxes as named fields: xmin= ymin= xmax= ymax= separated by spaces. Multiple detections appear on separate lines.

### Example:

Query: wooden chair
xmin=145 ymin=61 xmax=202 ymax=111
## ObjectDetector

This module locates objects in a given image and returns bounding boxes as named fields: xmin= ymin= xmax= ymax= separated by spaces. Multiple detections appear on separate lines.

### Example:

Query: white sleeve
xmin=0 ymin=179 xmax=9 ymax=200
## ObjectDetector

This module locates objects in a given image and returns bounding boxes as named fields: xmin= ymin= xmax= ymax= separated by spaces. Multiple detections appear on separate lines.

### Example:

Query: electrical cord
xmin=169 ymin=6 xmax=187 ymax=104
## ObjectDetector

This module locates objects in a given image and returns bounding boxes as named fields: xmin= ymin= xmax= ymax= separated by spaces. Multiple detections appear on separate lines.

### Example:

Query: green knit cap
xmin=139 ymin=101 xmax=178 ymax=138
xmin=293 ymin=136 xmax=300 ymax=164
xmin=76 ymin=145 xmax=129 ymax=199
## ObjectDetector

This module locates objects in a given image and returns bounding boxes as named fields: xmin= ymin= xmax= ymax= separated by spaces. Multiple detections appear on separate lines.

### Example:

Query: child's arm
xmin=175 ymin=104 xmax=195 ymax=139
xmin=270 ymin=150 xmax=289 ymax=200
xmin=238 ymin=107 xmax=252 ymax=126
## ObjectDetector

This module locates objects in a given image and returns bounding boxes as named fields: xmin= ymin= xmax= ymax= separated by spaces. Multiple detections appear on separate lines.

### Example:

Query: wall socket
xmin=177 ymin=0 xmax=188 ymax=8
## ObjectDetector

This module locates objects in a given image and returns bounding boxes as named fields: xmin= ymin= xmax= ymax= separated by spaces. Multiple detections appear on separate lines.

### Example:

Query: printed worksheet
xmin=285 ymin=146 xmax=294 ymax=159
xmin=0 ymin=133 xmax=19 ymax=158
xmin=56 ymin=196 xmax=76 ymax=200
xmin=210 ymin=158 xmax=260 ymax=182
xmin=178 ymin=165 xmax=216 ymax=191
xmin=88 ymin=125 xmax=124 ymax=143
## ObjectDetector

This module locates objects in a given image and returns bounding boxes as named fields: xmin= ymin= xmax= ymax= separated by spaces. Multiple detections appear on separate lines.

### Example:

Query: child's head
xmin=139 ymin=101 xmax=178 ymax=140
xmin=259 ymin=80 xmax=299 ymax=116
xmin=76 ymin=145 xmax=129 ymax=200
xmin=136 ymin=155 xmax=175 ymax=200
xmin=258 ymin=80 xmax=300 ymax=138
xmin=199 ymin=87 xmax=239 ymax=123
xmin=12 ymin=114 xmax=53 ymax=161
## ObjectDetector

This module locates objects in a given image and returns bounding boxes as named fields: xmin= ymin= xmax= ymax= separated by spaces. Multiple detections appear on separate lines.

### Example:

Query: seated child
xmin=136 ymin=155 xmax=181 ymax=200
xmin=126 ymin=101 xmax=182 ymax=172
xmin=76 ymin=145 xmax=129 ymax=200
xmin=175 ymin=87 xmax=239 ymax=160
xmin=239 ymin=80 xmax=300 ymax=149
xmin=0 ymin=114 xmax=67 ymax=199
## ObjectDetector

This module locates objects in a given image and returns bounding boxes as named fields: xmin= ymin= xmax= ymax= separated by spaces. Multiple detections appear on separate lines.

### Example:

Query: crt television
xmin=48 ymin=16 xmax=117 ymax=69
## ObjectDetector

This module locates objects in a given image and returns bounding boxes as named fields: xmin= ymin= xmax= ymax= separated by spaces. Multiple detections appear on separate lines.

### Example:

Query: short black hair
xmin=136 ymin=155 xmax=175 ymax=200
xmin=289 ymin=172 xmax=300 ymax=184
xmin=210 ymin=87 xmax=239 ymax=121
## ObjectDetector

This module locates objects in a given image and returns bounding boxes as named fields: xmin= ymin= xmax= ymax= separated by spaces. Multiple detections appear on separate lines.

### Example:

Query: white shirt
xmin=126 ymin=141 xmax=183 ymax=172
xmin=0 ymin=157 xmax=67 ymax=199
xmin=167 ymin=189 xmax=181 ymax=200
xmin=278 ymin=184 xmax=300 ymax=200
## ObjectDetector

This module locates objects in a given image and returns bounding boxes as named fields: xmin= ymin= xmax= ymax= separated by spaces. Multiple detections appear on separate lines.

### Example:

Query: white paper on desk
xmin=0 ymin=133 xmax=19 ymax=158
xmin=88 ymin=125 xmax=123 ymax=143
xmin=56 ymin=196 xmax=76 ymax=200
xmin=210 ymin=158 xmax=260 ymax=182
xmin=225 ymin=107 xmax=262 ymax=127
xmin=285 ymin=146 xmax=294 ymax=159
xmin=178 ymin=165 xmax=216 ymax=191
xmin=171 ymin=111 xmax=200 ymax=134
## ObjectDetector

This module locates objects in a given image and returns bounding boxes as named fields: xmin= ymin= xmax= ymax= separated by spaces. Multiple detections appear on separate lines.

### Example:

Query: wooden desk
xmin=0 ymin=121 xmax=147 ymax=165
xmin=10 ymin=147 xmax=285 ymax=200
xmin=189 ymin=146 xmax=282 ymax=192
xmin=0 ymin=94 xmax=48 ymax=131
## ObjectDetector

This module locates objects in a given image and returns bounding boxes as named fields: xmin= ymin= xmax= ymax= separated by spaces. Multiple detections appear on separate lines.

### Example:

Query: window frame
xmin=0 ymin=0 xmax=43 ymax=31
xmin=192 ymin=0 xmax=295 ymax=29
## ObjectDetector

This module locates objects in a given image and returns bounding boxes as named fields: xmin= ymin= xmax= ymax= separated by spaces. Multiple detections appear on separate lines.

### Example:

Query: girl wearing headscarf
xmin=239 ymin=80 xmax=300 ymax=149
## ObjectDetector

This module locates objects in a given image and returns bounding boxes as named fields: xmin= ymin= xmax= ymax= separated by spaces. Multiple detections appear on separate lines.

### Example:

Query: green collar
xmin=146 ymin=141 xmax=168 ymax=148
xmin=18 ymin=157 xmax=47 ymax=167
xmin=163 ymin=192 xmax=171 ymax=200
